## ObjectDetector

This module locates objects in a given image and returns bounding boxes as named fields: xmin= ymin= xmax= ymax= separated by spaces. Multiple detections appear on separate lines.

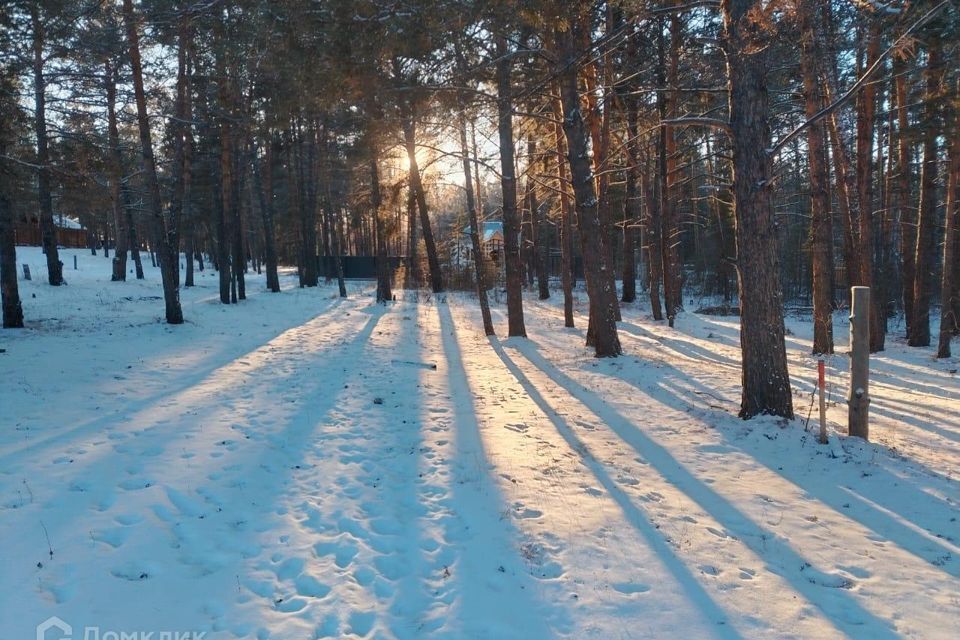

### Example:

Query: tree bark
xmin=170 ymin=16 xmax=190 ymax=290
xmin=722 ymin=0 xmax=793 ymax=419
xmin=622 ymin=94 xmax=642 ymax=304
xmin=657 ymin=15 xmax=683 ymax=324
xmin=0 ymin=171 xmax=23 ymax=328
xmin=555 ymin=24 xmax=620 ymax=357
xmin=909 ymin=43 xmax=943 ymax=347
xmin=854 ymin=22 xmax=884 ymax=351
xmin=800 ymin=0 xmax=834 ymax=354
xmin=459 ymin=108 xmax=494 ymax=335
xmin=105 ymin=59 xmax=128 ymax=282
xmin=526 ymin=135 xmax=549 ymax=300
xmin=582 ymin=27 xmax=620 ymax=320
xmin=122 ymin=0 xmax=183 ymax=324
xmin=937 ymin=115 xmax=959 ymax=358
xmin=253 ymin=135 xmax=280 ymax=292
xmin=495 ymin=34 xmax=526 ymax=337
xmin=298 ymin=121 xmax=318 ymax=289
xmin=402 ymin=115 xmax=443 ymax=293
xmin=552 ymin=96 xmax=575 ymax=328
xmin=371 ymin=154 xmax=392 ymax=303
xmin=642 ymin=157 xmax=665 ymax=321
xmin=893 ymin=62 xmax=915 ymax=335
xmin=30 ymin=5 xmax=62 ymax=286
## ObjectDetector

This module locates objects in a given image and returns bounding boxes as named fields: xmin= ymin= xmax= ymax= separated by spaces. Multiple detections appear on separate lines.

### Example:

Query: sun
xmin=398 ymin=146 xmax=432 ymax=173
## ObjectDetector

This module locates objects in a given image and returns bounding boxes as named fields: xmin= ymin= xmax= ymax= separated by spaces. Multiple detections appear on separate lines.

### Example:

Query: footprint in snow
xmin=837 ymin=564 xmax=872 ymax=579
xmin=117 ymin=477 xmax=153 ymax=491
xmin=273 ymin=556 xmax=305 ymax=581
xmin=705 ymin=526 xmax=729 ymax=539
xmin=114 ymin=513 xmax=142 ymax=526
xmin=110 ymin=560 xmax=158 ymax=581
xmin=613 ymin=581 xmax=652 ymax=595
xmin=90 ymin=527 xmax=129 ymax=548
xmin=513 ymin=505 xmax=544 ymax=520
xmin=348 ymin=611 xmax=376 ymax=636
xmin=295 ymin=574 xmax=331 ymax=598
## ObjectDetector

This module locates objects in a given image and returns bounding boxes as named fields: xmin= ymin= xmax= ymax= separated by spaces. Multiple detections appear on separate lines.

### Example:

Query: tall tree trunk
xmin=622 ymin=95 xmax=642 ymax=304
xmin=722 ymin=0 xmax=793 ymax=419
xmin=230 ymin=136 xmax=246 ymax=298
xmin=181 ymin=32 xmax=194 ymax=288
xmin=371 ymin=154 xmax=391 ymax=303
xmin=526 ymin=135 xmax=549 ymax=300
xmin=298 ymin=121 xmax=318 ymax=288
xmin=406 ymin=183 xmax=419 ymax=285
xmin=800 ymin=0 xmax=834 ymax=354
xmin=642 ymin=158 xmax=665 ymax=321
xmin=909 ymin=43 xmax=943 ymax=347
xmin=657 ymin=15 xmax=683 ymax=325
xmin=213 ymin=30 xmax=233 ymax=303
xmin=253 ymin=135 xmax=280 ymax=292
xmin=555 ymin=24 xmax=620 ymax=357
xmin=459 ymin=108 xmax=494 ymax=335
xmin=855 ymin=22 xmax=884 ymax=351
xmin=169 ymin=16 xmax=190 ymax=290
xmin=30 ymin=5 xmax=62 ymax=286
xmin=128 ymin=211 xmax=144 ymax=279
xmin=122 ymin=0 xmax=183 ymax=324
xmin=552 ymin=96 xmax=575 ymax=328
xmin=0 ymin=170 xmax=23 ymax=328
xmin=495 ymin=35 xmax=526 ymax=337
xmin=105 ymin=60 xmax=128 ymax=282
xmin=937 ymin=109 xmax=959 ymax=358
xmin=892 ymin=62 xmax=915 ymax=334
xmin=582 ymin=50 xmax=619 ymax=319
xmin=402 ymin=115 xmax=443 ymax=293
xmin=319 ymin=137 xmax=347 ymax=298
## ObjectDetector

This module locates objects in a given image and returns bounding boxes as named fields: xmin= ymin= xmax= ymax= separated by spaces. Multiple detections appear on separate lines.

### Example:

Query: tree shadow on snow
xmin=584 ymin=338 xmax=960 ymax=584
xmin=435 ymin=302 xmax=565 ymax=638
xmin=503 ymin=338 xmax=905 ymax=639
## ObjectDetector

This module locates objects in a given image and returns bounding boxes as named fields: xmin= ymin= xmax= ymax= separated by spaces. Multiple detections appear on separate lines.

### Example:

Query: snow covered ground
xmin=1 ymin=246 xmax=958 ymax=639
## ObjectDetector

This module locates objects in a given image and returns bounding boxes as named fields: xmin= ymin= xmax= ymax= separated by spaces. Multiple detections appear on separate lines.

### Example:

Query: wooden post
xmin=848 ymin=286 xmax=870 ymax=440
xmin=818 ymin=358 xmax=828 ymax=444
xmin=22 ymin=264 xmax=31 ymax=280
xmin=73 ymin=254 xmax=77 ymax=270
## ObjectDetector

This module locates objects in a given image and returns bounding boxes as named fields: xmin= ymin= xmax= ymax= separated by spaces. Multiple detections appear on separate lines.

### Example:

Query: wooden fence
xmin=14 ymin=222 xmax=88 ymax=249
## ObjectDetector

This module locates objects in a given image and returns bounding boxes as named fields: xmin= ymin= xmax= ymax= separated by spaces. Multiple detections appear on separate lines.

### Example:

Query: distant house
xmin=455 ymin=221 xmax=504 ymax=267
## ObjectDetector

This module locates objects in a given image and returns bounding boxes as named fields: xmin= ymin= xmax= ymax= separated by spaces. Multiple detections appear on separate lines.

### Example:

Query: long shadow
xmin=592 ymin=344 xmax=960 ymax=577
xmin=874 ymin=376 xmax=960 ymax=402
xmin=868 ymin=401 xmax=960 ymax=446
xmin=0 ymin=295 xmax=352 ymax=466
xmin=782 ymin=369 xmax=960 ymax=482
xmin=489 ymin=340 xmax=743 ymax=639
xmin=618 ymin=321 xmax=740 ymax=370
xmin=436 ymin=303 xmax=564 ymax=638
xmin=333 ymin=301 xmax=480 ymax=638
xmin=29 ymin=304 xmax=391 ymax=559
xmin=240 ymin=302 xmax=388 ymax=473
xmin=509 ymin=340 xmax=904 ymax=639
xmin=869 ymin=354 xmax=960 ymax=390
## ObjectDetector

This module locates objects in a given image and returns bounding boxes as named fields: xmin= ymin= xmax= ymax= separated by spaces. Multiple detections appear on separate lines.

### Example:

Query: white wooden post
xmin=848 ymin=286 xmax=870 ymax=440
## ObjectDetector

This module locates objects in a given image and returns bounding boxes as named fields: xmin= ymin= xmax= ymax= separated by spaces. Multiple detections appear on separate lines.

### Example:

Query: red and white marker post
xmin=817 ymin=358 xmax=827 ymax=444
